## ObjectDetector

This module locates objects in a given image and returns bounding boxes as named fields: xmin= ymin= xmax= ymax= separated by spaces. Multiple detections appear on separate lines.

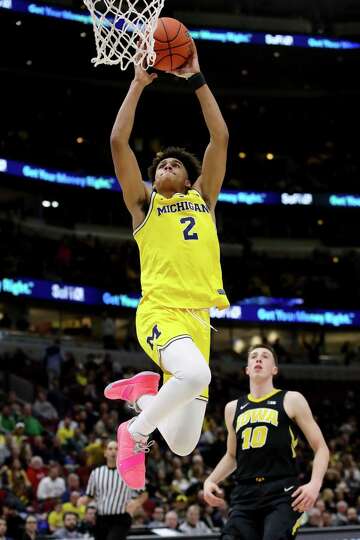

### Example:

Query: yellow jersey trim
xmin=289 ymin=426 xmax=298 ymax=458
xmin=133 ymin=190 xmax=156 ymax=236
xmin=247 ymin=388 xmax=281 ymax=403
xmin=292 ymin=515 xmax=304 ymax=536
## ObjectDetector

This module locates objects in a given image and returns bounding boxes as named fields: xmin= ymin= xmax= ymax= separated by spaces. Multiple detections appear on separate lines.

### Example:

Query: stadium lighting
xmin=233 ymin=339 xmax=245 ymax=354
xmin=42 ymin=200 xmax=51 ymax=208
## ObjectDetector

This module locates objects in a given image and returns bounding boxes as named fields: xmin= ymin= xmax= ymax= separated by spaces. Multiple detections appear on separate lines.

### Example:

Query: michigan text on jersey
xmin=157 ymin=201 xmax=210 ymax=216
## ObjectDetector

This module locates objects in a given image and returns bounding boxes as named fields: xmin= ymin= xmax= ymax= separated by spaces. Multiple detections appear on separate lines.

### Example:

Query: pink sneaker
xmin=104 ymin=371 xmax=160 ymax=404
xmin=117 ymin=420 xmax=153 ymax=489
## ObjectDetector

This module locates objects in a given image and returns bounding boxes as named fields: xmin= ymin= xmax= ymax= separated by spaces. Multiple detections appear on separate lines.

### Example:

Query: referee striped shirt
xmin=86 ymin=465 xmax=138 ymax=515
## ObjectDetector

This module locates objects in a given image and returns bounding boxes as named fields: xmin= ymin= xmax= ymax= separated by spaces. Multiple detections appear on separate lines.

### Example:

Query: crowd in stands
xmin=2 ymin=215 xmax=360 ymax=309
xmin=1 ymin=346 xmax=360 ymax=539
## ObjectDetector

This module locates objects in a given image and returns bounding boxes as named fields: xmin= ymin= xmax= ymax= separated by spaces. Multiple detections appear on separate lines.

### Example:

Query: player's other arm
xmin=110 ymin=66 xmax=157 ymax=222
xmin=172 ymin=40 xmax=228 ymax=210
xmin=203 ymin=400 xmax=237 ymax=507
xmin=285 ymin=391 xmax=330 ymax=512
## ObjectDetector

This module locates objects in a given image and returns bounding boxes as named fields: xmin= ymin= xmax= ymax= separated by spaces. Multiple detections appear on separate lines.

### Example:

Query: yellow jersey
xmin=134 ymin=189 xmax=229 ymax=310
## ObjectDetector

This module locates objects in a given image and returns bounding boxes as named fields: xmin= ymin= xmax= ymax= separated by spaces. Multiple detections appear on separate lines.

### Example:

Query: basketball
xmin=153 ymin=17 xmax=193 ymax=72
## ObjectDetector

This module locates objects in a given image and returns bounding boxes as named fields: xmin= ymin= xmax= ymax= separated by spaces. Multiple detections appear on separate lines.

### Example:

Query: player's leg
xmin=137 ymin=394 xmax=207 ymax=456
xmin=129 ymin=337 xmax=211 ymax=437
xmin=221 ymin=510 xmax=262 ymax=540
xmin=263 ymin=502 xmax=303 ymax=540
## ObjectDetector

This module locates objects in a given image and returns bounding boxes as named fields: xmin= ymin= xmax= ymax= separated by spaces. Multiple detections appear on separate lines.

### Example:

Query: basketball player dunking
xmin=204 ymin=345 xmax=330 ymax=540
xmin=105 ymin=40 xmax=230 ymax=489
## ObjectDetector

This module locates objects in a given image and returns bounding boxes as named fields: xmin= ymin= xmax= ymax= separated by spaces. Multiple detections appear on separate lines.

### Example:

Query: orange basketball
xmin=153 ymin=17 xmax=193 ymax=72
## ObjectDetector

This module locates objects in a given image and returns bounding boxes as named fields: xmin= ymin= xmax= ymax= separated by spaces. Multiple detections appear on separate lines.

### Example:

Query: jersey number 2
xmin=180 ymin=217 xmax=198 ymax=240
xmin=241 ymin=426 xmax=268 ymax=450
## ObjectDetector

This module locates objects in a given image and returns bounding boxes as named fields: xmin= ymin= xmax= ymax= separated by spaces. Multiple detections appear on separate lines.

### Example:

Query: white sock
xmin=128 ymin=337 xmax=210 ymax=437
xmin=136 ymin=394 xmax=207 ymax=455
xmin=137 ymin=394 xmax=155 ymax=411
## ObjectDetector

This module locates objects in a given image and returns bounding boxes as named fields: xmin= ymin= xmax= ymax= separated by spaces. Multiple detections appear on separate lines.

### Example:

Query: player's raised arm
xmin=203 ymin=400 xmax=237 ymax=507
xmin=110 ymin=64 xmax=157 ymax=222
xmin=172 ymin=40 xmax=229 ymax=210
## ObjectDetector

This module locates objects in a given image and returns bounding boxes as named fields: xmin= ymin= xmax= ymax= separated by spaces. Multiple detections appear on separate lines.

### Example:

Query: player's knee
xmin=167 ymin=434 xmax=200 ymax=456
xmin=169 ymin=440 xmax=197 ymax=456
xmin=189 ymin=363 xmax=211 ymax=392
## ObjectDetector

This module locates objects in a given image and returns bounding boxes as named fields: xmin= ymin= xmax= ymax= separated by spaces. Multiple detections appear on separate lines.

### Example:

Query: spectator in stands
xmin=321 ymin=487 xmax=336 ymax=512
xmin=30 ymin=437 xmax=50 ymax=465
xmin=315 ymin=499 xmax=326 ymax=514
xmin=148 ymin=507 xmax=165 ymax=528
xmin=0 ymin=433 xmax=11 ymax=466
xmin=56 ymin=417 xmax=75 ymax=447
xmin=37 ymin=464 xmax=65 ymax=501
xmin=47 ymin=501 xmax=63 ymax=533
xmin=101 ymin=314 xmax=116 ymax=350
xmin=173 ymin=495 xmax=188 ymax=520
xmin=78 ymin=506 xmax=96 ymax=537
xmin=32 ymin=392 xmax=58 ymax=423
xmin=21 ymin=515 xmax=39 ymax=540
xmin=0 ymin=406 xmax=16 ymax=434
xmin=0 ymin=517 xmax=11 ymax=540
xmin=164 ymin=511 xmax=179 ymax=531
xmin=333 ymin=500 xmax=349 ymax=526
xmin=51 ymin=512 xmax=82 ymax=539
xmin=179 ymin=505 xmax=212 ymax=535
xmin=322 ymin=512 xmax=334 ymax=527
xmin=1 ymin=505 xmax=24 ymax=540
xmin=43 ymin=340 xmax=63 ymax=383
xmin=346 ymin=507 xmax=359 ymax=525
xmin=171 ymin=468 xmax=190 ymax=494
xmin=26 ymin=457 xmax=46 ymax=495
xmin=62 ymin=492 xmax=85 ymax=520
xmin=62 ymin=474 xmax=82 ymax=502
xmin=304 ymin=508 xmax=323 ymax=527
xmin=8 ymin=458 xmax=32 ymax=505
xmin=10 ymin=424 xmax=27 ymax=454
xmin=21 ymin=405 xmax=43 ymax=437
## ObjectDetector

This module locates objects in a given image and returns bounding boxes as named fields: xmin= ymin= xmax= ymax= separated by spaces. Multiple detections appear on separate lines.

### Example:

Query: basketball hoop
xmin=83 ymin=0 xmax=165 ymax=70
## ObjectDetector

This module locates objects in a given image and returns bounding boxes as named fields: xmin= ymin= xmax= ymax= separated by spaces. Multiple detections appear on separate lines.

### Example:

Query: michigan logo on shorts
xmin=146 ymin=324 xmax=161 ymax=350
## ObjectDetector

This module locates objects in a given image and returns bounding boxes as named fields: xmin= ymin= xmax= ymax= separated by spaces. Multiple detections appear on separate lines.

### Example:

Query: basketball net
xmin=83 ymin=0 xmax=165 ymax=70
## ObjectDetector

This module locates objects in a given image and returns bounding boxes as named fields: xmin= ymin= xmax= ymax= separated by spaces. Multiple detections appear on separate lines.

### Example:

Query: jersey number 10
xmin=180 ymin=217 xmax=198 ymax=240
xmin=241 ymin=426 xmax=269 ymax=450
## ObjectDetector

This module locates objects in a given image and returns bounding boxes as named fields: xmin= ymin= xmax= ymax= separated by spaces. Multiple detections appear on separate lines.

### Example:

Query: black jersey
xmin=232 ymin=389 xmax=299 ymax=482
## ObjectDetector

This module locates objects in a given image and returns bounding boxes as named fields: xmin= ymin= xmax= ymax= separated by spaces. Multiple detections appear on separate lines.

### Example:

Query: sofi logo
xmin=51 ymin=284 xmax=85 ymax=302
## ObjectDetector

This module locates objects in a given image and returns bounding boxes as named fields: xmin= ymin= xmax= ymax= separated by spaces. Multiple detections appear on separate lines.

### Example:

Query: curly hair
xmin=147 ymin=146 xmax=202 ymax=185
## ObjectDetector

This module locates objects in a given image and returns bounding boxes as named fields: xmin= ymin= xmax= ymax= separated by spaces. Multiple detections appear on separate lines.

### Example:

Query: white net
xmin=83 ymin=0 xmax=165 ymax=70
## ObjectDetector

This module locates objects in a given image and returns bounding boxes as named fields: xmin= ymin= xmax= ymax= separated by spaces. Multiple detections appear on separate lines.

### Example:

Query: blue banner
xmin=1 ymin=276 xmax=359 ymax=328
xmin=2 ymin=157 xmax=360 ymax=208
xmin=210 ymin=305 xmax=359 ymax=328
xmin=1 ymin=0 xmax=360 ymax=50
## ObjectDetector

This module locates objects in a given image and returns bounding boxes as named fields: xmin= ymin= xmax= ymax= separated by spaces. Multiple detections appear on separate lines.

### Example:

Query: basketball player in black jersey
xmin=204 ymin=344 xmax=329 ymax=540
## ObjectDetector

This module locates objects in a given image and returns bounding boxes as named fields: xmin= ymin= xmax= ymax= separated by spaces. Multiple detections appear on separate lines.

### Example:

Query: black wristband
xmin=187 ymin=72 xmax=207 ymax=91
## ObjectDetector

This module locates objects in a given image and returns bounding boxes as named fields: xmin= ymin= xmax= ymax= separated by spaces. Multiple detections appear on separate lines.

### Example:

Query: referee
xmin=79 ymin=440 xmax=147 ymax=540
